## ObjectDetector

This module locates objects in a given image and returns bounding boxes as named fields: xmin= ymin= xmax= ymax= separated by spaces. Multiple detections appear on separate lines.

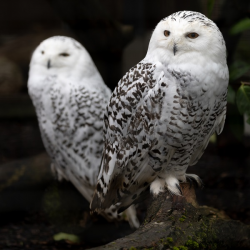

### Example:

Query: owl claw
xmin=185 ymin=174 xmax=203 ymax=189
xmin=175 ymin=183 xmax=183 ymax=195
xmin=186 ymin=176 xmax=193 ymax=188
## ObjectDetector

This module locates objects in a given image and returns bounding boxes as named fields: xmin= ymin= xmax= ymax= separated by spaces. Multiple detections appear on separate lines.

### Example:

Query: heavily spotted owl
xmin=28 ymin=36 xmax=139 ymax=228
xmin=91 ymin=11 xmax=229 ymax=214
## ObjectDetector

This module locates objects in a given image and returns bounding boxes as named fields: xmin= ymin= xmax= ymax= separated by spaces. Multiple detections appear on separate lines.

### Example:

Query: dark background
xmin=0 ymin=0 xmax=249 ymax=249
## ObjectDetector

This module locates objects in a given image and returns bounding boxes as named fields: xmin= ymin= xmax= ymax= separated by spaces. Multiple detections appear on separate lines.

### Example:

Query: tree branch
xmin=90 ymin=183 xmax=250 ymax=250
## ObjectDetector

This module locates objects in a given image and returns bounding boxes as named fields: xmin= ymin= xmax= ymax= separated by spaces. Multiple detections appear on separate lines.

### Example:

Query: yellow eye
xmin=187 ymin=33 xmax=199 ymax=39
xmin=164 ymin=30 xmax=170 ymax=37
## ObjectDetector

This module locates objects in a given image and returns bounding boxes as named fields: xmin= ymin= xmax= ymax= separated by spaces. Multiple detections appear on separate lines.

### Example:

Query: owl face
xmin=31 ymin=36 xmax=83 ymax=71
xmin=147 ymin=11 xmax=226 ymax=64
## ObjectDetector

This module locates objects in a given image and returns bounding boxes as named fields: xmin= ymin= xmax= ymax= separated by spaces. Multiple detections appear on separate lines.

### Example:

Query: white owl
xmin=28 ymin=36 xmax=139 ymax=228
xmin=91 ymin=11 xmax=229 ymax=215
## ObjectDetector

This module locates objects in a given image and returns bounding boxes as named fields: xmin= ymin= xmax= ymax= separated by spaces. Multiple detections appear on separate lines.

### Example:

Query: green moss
xmin=159 ymin=237 xmax=172 ymax=246
xmin=129 ymin=247 xmax=137 ymax=250
xmin=196 ymin=232 xmax=207 ymax=242
xmin=158 ymin=211 xmax=217 ymax=250
xmin=179 ymin=246 xmax=188 ymax=250
xmin=178 ymin=213 xmax=218 ymax=250
xmin=175 ymin=226 xmax=186 ymax=235
xmin=185 ymin=240 xmax=199 ymax=249
xmin=167 ymin=237 xmax=174 ymax=243
xmin=179 ymin=215 xmax=187 ymax=222
xmin=194 ymin=219 xmax=217 ymax=249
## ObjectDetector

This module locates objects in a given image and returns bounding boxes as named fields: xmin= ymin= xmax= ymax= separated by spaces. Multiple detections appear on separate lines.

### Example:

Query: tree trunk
xmin=90 ymin=183 xmax=250 ymax=250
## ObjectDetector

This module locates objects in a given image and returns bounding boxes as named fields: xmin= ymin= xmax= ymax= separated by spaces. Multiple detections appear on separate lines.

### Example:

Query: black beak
xmin=173 ymin=43 xmax=177 ymax=56
xmin=47 ymin=59 xmax=51 ymax=69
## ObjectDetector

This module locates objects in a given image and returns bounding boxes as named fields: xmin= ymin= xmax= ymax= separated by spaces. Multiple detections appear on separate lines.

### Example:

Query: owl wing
xmin=91 ymin=62 xmax=170 ymax=212
xmin=189 ymin=90 xmax=227 ymax=166
xmin=38 ymin=77 xmax=110 ymax=202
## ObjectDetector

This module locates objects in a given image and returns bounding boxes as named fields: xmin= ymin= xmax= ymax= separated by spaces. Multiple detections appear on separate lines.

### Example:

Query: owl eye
xmin=59 ymin=53 xmax=70 ymax=57
xmin=164 ymin=30 xmax=170 ymax=37
xmin=41 ymin=51 xmax=44 ymax=54
xmin=187 ymin=33 xmax=199 ymax=39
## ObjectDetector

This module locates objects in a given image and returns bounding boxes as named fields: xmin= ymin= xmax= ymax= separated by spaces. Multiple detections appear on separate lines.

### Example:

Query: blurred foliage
xmin=230 ymin=18 xmax=250 ymax=35
xmin=228 ymin=61 xmax=250 ymax=123
xmin=224 ymin=15 xmax=250 ymax=140
xmin=229 ymin=61 xmax=250 ymax=82
xmin=227 ymin=68 xmax=250 ymax=140
xmin=236 ymin=83 xmax=250 ymax=123
xmin=53 ymin=232 xmax=80 ymax=243
xmin=207 ymin=0 xmax=250 ymax=140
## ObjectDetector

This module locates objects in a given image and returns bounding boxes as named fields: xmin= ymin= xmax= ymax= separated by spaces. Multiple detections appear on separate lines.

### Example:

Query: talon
xmin=186 ymin=176 xmax=193 ymax=188
xmin=175 ymin=183 xmax=183 ymax=195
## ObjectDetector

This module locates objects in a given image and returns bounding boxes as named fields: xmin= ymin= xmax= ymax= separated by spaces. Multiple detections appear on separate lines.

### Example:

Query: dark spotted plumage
xmin=91 ymin=11 xmax=229 ymax=215
xmin=36 ymin=78 xmax=109 ymax=192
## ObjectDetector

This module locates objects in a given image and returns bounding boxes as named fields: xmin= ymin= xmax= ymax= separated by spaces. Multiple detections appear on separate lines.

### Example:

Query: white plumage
xmin=91 ymin=11 xmax=228 ymax=215
xmin=28 ymin=36 xmax=139 ymax=228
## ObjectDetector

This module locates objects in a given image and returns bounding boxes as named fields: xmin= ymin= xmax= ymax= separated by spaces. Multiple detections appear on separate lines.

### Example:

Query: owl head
xmin=30 ymin=36 xmax=95 ymax=77
xmin=146 ymin=11 xmax=227 ymax=65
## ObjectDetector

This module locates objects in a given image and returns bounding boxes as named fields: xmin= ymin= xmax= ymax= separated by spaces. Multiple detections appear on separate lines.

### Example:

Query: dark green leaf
xmin=227 ymin=85 xmax=235 ymax=104
xmin=236 ymin=84 xmax=250 ymax=115
xmin=229 ymin=61 xmax=250 ymax=81
xmin=230 ymin=18 xmax=250 ymax=35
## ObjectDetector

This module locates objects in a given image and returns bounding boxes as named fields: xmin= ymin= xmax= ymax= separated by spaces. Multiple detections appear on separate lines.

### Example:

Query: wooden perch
xmin=90 ymin=183 xmax=250 ymax=250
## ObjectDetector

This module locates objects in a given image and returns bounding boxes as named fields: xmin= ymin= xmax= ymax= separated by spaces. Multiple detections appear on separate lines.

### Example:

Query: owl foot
xmin=150 ymin=177 xmax=165 ymax=195
xmin=150 ymin=174 xmax=202 ymax=197
xmin=165 ymin=176 xmax=183 ymax=196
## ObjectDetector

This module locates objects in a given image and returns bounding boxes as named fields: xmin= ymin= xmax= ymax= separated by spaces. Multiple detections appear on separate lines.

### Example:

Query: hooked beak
xmin=47 ymin=59 xmax=51 ymax=69
xmin=173 ymin=43 xmax=177 ymax=56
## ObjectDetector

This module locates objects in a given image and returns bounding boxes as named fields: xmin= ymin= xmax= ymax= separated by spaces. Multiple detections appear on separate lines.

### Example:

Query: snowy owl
xmin=28 ymin=36 xmax=139 ymax=228
xmin=91 ymin=11 xmax=228 ymax=214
